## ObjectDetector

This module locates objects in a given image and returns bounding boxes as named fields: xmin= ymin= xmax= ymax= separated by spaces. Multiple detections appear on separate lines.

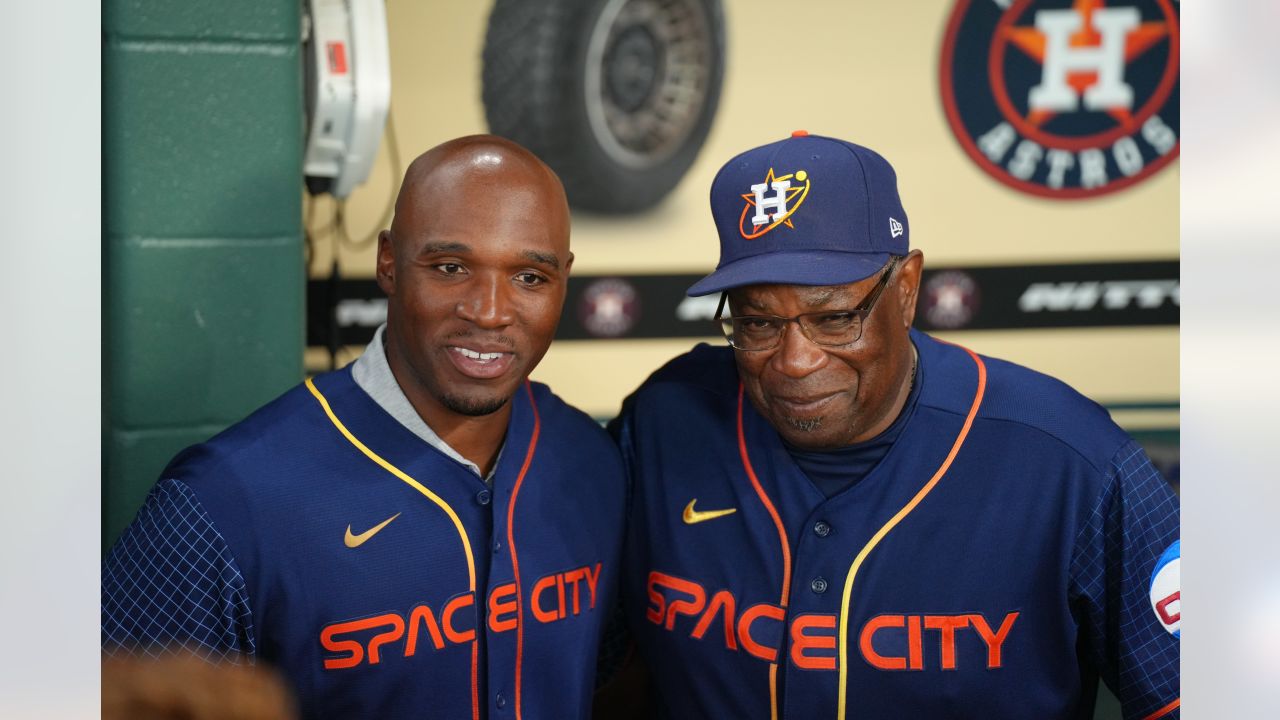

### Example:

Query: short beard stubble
xmin=439 ymin=392 xmax=511 ymax=417
xmin=783 ymin=415 xmax=824 ymax=433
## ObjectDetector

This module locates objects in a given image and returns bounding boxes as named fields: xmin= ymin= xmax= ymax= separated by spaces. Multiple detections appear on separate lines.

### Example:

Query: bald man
xmin=102 ymin=136 xmax=627 ymax=719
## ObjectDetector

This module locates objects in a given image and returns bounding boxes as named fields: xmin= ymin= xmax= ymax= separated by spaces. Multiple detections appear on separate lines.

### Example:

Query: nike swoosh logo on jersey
xmin=682 ymin=499 xmax=737 ymax=525
xmin=344 ymin=512 xmax=401 ymax=548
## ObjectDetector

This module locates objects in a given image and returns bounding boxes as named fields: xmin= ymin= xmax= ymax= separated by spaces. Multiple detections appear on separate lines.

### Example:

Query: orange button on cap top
xmin=791 ymin=129 xmax=809 ymax=137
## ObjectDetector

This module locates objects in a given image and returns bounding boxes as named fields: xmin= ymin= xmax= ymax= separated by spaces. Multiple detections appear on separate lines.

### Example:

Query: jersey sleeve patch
xmin=1070 ymin=440 xmax=1179 ymax=719
xmin=1149 ymin=540 xmax=1180 ymax=638
xmin=102 ymin=478 xmax=256 ymax=662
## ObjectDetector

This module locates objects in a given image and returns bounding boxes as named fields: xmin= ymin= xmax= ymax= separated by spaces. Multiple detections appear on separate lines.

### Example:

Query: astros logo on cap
xmin=739 ymin=168 xmax=811 ymax=239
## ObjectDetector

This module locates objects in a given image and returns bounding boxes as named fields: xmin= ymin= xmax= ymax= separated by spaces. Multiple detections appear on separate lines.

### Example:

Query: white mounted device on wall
xmin=303 ymin=0 xmax=391 ymax=198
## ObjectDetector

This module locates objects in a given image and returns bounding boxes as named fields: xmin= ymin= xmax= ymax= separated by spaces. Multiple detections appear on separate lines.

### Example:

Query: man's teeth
xmin=457 ymin=348 xmax=504 ymax=361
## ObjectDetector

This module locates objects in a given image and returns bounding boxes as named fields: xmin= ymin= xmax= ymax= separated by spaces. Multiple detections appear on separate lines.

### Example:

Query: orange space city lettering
xmin=646 ymin=570 xmax=1019 ymax=672
xmin=647 ymin=570 xmax=815 ymax=667
xmin=858 ymin=612 xmax=1020 ymax=671
xmin=320 ymin=562 xmax=602 ymax=670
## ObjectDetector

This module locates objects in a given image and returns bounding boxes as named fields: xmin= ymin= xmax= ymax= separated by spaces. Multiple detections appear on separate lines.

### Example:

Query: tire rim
xmin=584 ymin=0 xmax=714 ymax=170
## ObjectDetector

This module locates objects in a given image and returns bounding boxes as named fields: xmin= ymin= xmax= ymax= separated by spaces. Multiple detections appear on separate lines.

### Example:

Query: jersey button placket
xmin=495 ymin=692 xmax=506 ymax=709
xmin=813 ymin=520 xmax=831 ymax=537
xmin=810 ymin=576 xmax=828 ymax=594
xmin=476 ymin=489 xmax=492 ymax=506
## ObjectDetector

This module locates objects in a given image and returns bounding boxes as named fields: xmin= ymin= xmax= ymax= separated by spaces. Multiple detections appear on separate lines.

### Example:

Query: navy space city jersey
xmin=612 ymin=329 xmax=1180 ymax=720
xmin=103 ymin=366 xmax=626 ymax=720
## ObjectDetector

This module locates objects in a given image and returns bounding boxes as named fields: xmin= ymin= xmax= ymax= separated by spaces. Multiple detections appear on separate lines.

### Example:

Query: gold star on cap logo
xmin=739 ymin=168 xmax=811 ymax=240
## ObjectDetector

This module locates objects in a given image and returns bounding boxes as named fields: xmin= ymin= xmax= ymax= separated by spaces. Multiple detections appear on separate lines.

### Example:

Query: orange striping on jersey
xmin=1141 ymin=698 xmax=1180 ymax=720
xmin=737 ymin=603 xmax=786 ymax=662
xmin=737 ymin=383 xmax=792 ymax=720
xmin=835 ymin=346 xmax=988 ymax=719
xmin=737 ymin=384 xmax=793 ymax=605
xmin=305 ymin=377 xmax=481 ymax=720
xmin=470 ymin=643 xmax=479 ymax=720
xmin=768 ymin=663 xmax=779 ymax=720
xmin=508 ymin=381 xmax=541 ymax=720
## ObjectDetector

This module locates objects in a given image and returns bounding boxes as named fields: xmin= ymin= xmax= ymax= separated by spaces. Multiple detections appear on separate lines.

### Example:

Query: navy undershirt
xmin=785 ymin=358 xmax=921 ymax=499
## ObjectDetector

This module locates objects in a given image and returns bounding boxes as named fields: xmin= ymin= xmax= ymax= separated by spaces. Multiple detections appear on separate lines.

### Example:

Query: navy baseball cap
xmin=687 ymin=131 xmax=909 ymax=297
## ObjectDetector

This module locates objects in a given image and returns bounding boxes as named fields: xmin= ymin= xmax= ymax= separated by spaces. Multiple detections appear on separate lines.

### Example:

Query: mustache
xmin=445 ymin=330 xmax=517 ymax=350
xmin=768 ymin=385 xmax=847 ymax=398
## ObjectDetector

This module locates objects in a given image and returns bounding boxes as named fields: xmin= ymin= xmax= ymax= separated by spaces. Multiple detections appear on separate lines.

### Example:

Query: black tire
xmin=482 ymin=0 xmax=726 ymax=214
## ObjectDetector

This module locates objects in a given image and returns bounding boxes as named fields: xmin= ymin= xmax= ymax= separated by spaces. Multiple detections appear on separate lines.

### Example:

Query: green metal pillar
xmin=103 ymin=1 xmax=304 ymax=549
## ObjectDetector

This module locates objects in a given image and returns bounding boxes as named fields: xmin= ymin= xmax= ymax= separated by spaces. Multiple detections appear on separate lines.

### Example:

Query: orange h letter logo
xmin=1029 ymin=6 xmax=1140 ymax=112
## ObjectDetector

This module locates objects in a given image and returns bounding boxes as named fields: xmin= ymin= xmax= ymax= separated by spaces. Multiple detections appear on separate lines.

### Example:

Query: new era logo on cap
xmin=688 ymin=132 xmax=910 ymax=297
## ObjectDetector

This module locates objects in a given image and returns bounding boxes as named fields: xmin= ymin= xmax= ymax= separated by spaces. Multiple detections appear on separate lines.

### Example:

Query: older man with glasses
xmin=606 ymin=132 xmax=1180 ymax=720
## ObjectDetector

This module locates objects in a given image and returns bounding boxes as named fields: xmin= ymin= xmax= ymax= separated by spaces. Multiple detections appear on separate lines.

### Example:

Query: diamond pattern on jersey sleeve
xmin=102 ymin=478 xmax=256 ymax=662
xmin=1071 ymin=440 xmax=1180 ymax=720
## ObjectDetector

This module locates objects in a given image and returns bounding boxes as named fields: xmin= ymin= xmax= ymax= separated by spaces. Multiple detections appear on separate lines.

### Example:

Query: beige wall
xmin=305 ymin=0 xmax=1178 ymax=421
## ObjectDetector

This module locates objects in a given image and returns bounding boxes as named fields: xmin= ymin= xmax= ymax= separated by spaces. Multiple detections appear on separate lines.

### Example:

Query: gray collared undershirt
xmin=351 ymin=324 xmax=500 ymax=484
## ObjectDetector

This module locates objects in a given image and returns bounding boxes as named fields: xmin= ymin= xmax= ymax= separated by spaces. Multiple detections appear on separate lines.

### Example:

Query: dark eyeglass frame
xmin=713 ymin=256 xmax=902 ymax=352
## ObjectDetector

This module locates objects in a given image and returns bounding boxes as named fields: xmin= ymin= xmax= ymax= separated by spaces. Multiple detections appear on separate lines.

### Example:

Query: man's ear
xmin=376 ymin=230 xmax=395 ymax=296
xmin=896 ymin=250 xmax=925 ymax=328
xmin=564 ymin=251 xmax=575 ymax=277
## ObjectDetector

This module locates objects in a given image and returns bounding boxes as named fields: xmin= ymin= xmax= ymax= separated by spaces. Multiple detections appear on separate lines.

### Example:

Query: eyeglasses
xmin=714 ymin=257 xmax=901 ymax=352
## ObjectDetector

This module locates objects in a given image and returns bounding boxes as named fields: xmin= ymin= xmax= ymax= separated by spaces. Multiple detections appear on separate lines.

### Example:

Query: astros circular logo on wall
xmin=940 ymin=0 xmax=1179 ymax=199
xmin=579 ymin=278 xmax=640 ymax=338
xmin=923 ymin=271 xmax=981 ymax=329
